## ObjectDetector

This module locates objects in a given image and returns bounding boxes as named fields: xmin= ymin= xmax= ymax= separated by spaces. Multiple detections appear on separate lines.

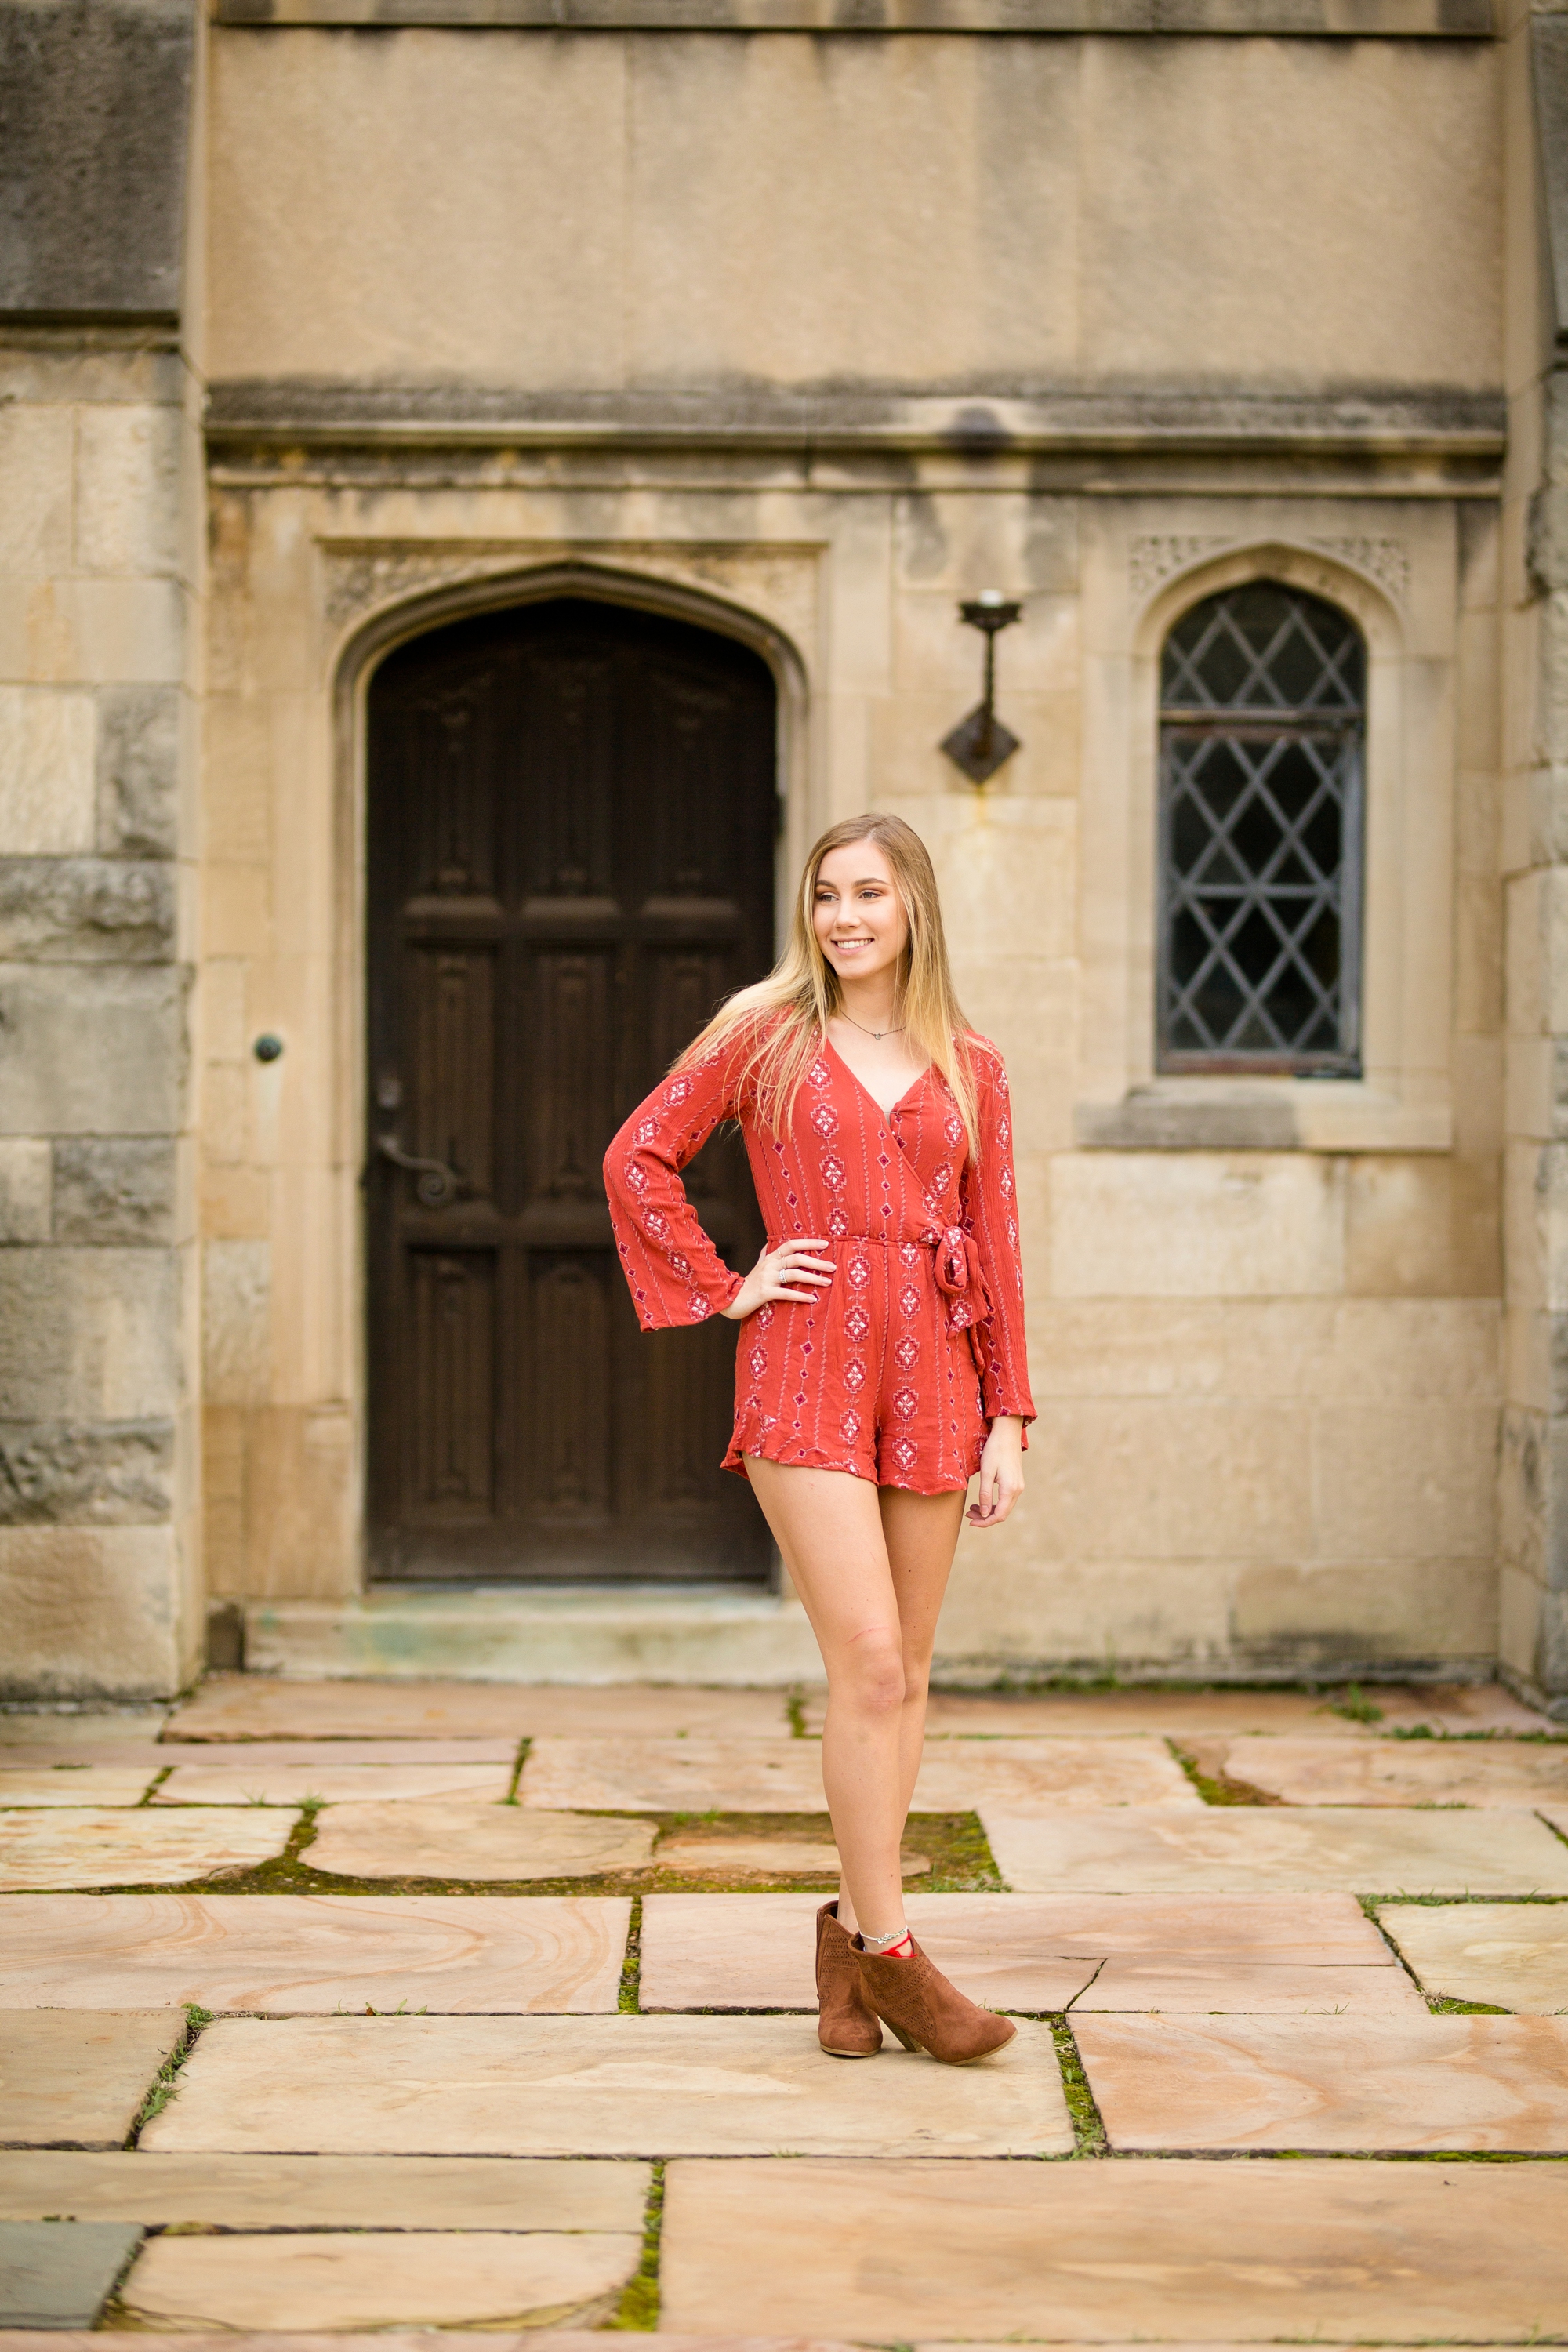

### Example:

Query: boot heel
xmin=856 ymin=1934 xmax=1018 ymax=2067
xmin=883 ymin=2016 xmax=919 ymax=2052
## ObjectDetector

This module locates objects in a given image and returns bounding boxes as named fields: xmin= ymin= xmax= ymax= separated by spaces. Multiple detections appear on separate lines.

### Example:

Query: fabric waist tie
xmin=765 ymin=1226 xmax=994 ymax=1385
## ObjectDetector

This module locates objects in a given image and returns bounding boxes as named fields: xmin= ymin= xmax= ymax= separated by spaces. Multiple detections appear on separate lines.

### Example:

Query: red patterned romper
xmin=603 ymin=1032 xmax=1034 ymax=1494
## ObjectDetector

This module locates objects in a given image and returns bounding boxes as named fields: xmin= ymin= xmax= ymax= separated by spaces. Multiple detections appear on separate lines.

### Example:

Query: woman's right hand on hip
xmin=721 ymin=1237 xmax=836 ymax=1320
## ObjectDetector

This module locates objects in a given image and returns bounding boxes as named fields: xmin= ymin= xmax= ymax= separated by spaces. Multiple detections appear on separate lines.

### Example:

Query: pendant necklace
xmin=840 ymin=1012 xmax=905 ymax=1042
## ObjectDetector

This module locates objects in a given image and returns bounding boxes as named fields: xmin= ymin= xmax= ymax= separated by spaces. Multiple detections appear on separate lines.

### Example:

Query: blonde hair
xmin=678 ymin=811 xmax=981 ymax=1159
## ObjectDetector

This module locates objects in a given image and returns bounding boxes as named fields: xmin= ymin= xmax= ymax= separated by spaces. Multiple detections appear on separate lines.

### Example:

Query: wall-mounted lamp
xmin=941 ymin=590 xmax=1024 ymax=784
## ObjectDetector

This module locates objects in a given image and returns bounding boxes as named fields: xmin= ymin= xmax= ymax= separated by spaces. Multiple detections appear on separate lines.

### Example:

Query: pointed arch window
xmin=1157 ymin=580 xmax=1365 ymax=1075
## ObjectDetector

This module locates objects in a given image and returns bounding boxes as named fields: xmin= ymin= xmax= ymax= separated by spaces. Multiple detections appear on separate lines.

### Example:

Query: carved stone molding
xmin=1128 ymin=535 xmax=1230 ymax=600
xmin=1308 ymin=535 xmax=1411 ymax=606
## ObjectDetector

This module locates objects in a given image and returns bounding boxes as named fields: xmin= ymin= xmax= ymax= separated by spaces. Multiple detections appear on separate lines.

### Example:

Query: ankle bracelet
xmin=860 ymin=1925 xmax=911 ymax=1953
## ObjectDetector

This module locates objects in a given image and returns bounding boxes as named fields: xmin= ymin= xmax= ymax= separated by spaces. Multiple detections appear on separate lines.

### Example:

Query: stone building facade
xmin=1 ymin=0 xmax=1565 ymax=1708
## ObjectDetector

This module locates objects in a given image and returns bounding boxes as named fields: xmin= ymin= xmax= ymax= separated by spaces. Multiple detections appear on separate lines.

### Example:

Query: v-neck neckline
xmin=825 ymin=1034 xmax=931 ymax=1126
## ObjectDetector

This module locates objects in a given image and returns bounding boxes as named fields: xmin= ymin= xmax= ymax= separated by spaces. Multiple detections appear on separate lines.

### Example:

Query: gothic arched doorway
xmin=365 ymin=595 xmax=777 ymax=1581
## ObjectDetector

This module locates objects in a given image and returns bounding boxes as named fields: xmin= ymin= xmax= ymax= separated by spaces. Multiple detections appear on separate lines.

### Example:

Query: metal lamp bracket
xmin=942 ymin=592 xmax=1024 ymax=784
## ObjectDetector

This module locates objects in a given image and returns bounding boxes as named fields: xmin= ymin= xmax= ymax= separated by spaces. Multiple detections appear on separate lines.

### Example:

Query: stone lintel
xmin=216 ymin=0 xmax=1495 ymax=31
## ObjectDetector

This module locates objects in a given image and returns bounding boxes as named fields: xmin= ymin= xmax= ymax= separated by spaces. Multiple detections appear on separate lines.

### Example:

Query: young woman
xmin=604 ymin=812 xmax=1033 ymax=2065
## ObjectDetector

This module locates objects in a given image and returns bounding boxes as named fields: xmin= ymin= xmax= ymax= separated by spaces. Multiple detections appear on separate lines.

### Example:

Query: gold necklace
xmin=839 ymin=1012 xmax=905 ymax=1043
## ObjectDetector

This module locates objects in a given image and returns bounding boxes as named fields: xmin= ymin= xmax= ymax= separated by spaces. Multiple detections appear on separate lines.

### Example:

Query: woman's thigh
xmin=879 ymin=1485 xmax=967 ymax=1664
xmin=744 ymin=1457 xmax=900 ymax=1664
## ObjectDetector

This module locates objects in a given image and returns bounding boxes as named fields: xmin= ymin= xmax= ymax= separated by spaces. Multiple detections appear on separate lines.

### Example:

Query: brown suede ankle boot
xmin=855 ymin=1932 xmax=1018 ymax=2064
xmin=816 ymin=1900 xmax=883 ymax=2057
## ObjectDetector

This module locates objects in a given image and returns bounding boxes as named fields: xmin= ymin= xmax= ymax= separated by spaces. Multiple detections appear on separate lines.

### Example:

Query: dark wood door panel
xmin=367 ymin=597 xmax=775 ymax=1581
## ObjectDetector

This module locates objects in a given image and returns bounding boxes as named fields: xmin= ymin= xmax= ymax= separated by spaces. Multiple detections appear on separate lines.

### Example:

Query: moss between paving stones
xmin=24 ymin=1809 xmax=1004 ymax=1901
xmin=604 ymin=2159 xmax=663 ymax=2328
xmin=1167 ymin=1741 xmax=1281 ymax=1808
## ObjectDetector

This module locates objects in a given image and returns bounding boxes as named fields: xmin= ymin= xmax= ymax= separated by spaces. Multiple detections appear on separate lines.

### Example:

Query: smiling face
xmin=811 ymin=840 xmax=910 ymax=991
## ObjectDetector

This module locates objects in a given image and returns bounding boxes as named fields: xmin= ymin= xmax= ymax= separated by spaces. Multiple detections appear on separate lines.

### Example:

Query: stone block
xmin=51 ymin=1141 xmax=176 ymax=1247
xmin=0 ymin=2221 xmax=143 ymax=2329
xmin=0 ymin=1525 xmax=183 ymax=1701
xmin=0 ymin=689 xmax=94 ymax=856
xmin=201 ymin=1239 xmax=269 ymax=1408
xmin=1232 ymin=1562 xmax=1497 ymax=1664
xmin=0 ymin=1766 xmax=154 ymax=1806
xmin=1345 ymin=1156 xmax=1500 ymax=1298
xmin=0 ymin=581 xmax=185 ymax=689
xmin=73 ymin=408 xmax=181 ymax=578
xmin=659 ymin=2157 xmax=1568 ymax=2340
xmin=1073 ymin=2014 xmax=1568 ymax=2152
xmin=518 ymin=1737 xmax=825 ymax=1813
xmin=0 ymin=2008 xmax=183 ymax=2147
xmin=0 ymin=408 xmax=71 ymax=576
xmin=0 ymin=1892 xmax=632 ymax=2013
xmin=981 ymin=1805 xmax=1568 ymax=1896
xmin=1221 ymin=1737 xmax=1568 ymax=1809
xmin=156 ymin=1757 xmax=514 ymax=1806
xmin=0 ymin=1420 xmax=173 ymax=1525
xmin=1047 ymin=1154 xmax=1345 ymax=1298
xmin=0 ymin=1142 xmax=49 ymax=1243
xmin=302 ymin=1803 xmax=654 ymax=1883
xmin=0 ymin=965 xmax=185 ymax=1135
xmin=118 ymin=2229 xmax=641 ymax=2333
xmin=95 ymin=686 xmax=178 ymax=860
xmin=141 ymin=2013 xmax=1069 ymax=2158
xmin=1378 ymin=1902 xmax=1568 ymax=2013
xmin=1311 ymin=1402 xmax=1497 ymax=1559
xmin=0 ymin=859 xmax=172 ymax=962
xmin=241 ymin=1403 xmax=360 ymax=1599
xmin=0 ymin=1250 xmax=178 ymax=1421
xmin=0 ymin=2151 xmax=649 ymax=2230
xmin=0 ymin=1805 xmax=292 ymax=1892
xmin=1029 ymin=1399 xmax=1312 ymax=1563
xmin=169 ymin=1678 xmax=795 ymax=1740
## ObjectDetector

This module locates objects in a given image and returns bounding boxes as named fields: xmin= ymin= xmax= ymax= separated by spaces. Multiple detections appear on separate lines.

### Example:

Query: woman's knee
xmin=832 ymin=1626 xmax=908 ymax=1716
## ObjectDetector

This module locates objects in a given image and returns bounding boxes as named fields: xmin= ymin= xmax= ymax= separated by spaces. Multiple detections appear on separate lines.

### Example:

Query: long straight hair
xmin=677 ymin=811 xmax=981 ymax=1159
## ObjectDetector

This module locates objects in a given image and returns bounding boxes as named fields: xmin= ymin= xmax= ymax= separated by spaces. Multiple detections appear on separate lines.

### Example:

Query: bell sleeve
xmin=960 ymin=1043 xmax=1036 ymax=1429
xmin=604 ymin=1047 xmax=747 ymax=1329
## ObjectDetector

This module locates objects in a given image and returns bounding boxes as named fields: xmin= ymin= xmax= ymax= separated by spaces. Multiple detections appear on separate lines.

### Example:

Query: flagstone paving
xmin=303 ymin=1802 xmax=655 ymax=1882
xmin=637 ymin=1889 xmax=1407 ymax=2013
xmin=1215 ymin=1733 xmax=1568 ymax=1806
xmin=659 ymin=2156 xmax=1568 ymax=2339
xmin=118 ymin=2230 xmax=642 ymax=2332
xmin=0 ymin=2011 xmax=186 ymax=2147
xmin=5 ymin=1677 xmax=1567 ymax=2340
xmin=153 ymin=1759 xmax=515 ymax=1805
xmin=169 ymin=1679 xmax=793 ymax=1741
xmin=0 ymin=2153 xmax=649 ymax=2228
xmin=0 ymin=2221 xmax=145 ymax=2328
xmin=0 ymin=1806 xmax=293 ymax=1891
xmin=0 ymin=1766 xmax=159 ymax=1806
xmin=1073 ymin=2013 xmax=1568 ymax=2150
xmin=1377 ymin=1900 xmax=1568 ymax=2013
xmin=981 ymin=1801 xmax=1568 ymax=1893
xmin=0 ymin=1894 xmax=630 ymax=2012
xmin=140 ymin=2013 xmax=1069 ymax=2158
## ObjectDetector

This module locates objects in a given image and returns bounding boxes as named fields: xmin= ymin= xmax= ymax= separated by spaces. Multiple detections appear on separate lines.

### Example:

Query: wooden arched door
xmin=365 ymin=597 xmax=777 ymax=1581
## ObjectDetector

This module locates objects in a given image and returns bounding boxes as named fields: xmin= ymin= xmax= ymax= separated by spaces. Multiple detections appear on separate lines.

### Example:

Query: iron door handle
xmin=376 ymin=1133 xmax=463 ymax=1208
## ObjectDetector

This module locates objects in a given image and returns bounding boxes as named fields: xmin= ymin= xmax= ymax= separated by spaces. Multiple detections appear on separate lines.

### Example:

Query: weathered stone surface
xmin=95 ymin=685 xmax=178 ymax=860
xmin=0 ymin=1806 xmax=291 ymax=1890
xmin=659 ymin=2158 xmax=1568 ymax=2339
xmin=0 ymin=862 xmax=173 ymax=963
xmin=639 ymin=1890 xmax=1403 ymax=2013
xmin=981 ymin=1806 xmax=1568 ymax=1894
xmin=156 ymin=1759 xmax=513 ymax=1805
xmin=167 ymin=1679 xmax=794 ymax=1741
xmin=518 ymin=1739 xmax=826 ymax=1813
xmin=52 ymin=1142 xmax=176 ymax=1247
xmin=0 ymin=1421 xmax=174 ymax=1526
xmin=0 ymin=1526 xmax=184 ymax=1704
xmin=1219 ymin=1736 xmax=1568 ymax=1808
xmin=0 ymin=1766 xmax=155 ymax=1805
xmin=303 ymin=1803 xmax=655 ymax=1883
xmin=0 ymin=1252 xmax=178 ymax=1422
xmin=0 ymin=1891 xmax=629 ymax=2013
xmin=0 ymin=1142 xmax=50 ymax=1245
xmin=118 ymin=2231 xmax=642 ymax=2333
xmin=1073 ymin=2014 xmax=1568 ymax=2151
xmin=0 ymin=689 xmax=96 ymax=858
xmin=0 ymin=2153 xmax=650 ymax=2230
xmin=653 ymin=1836 xmax=928 ymax=1880
xmin=141 ymin=2014 xmax=1068 ymax=2158
xmin=0 ymin=0 xmax=195 ymax=317
xmin=912 ymin=1737 xmax=1200 ymax=1810
xmin=0 ymin=2009 xmax=183 ymax=2147
xmin=0 ymin=2221 xmax=143 ymax=2328
xmin=1378 ymin=1902 xmax=1568 ymax=2013
xmin=0 ymin=1712 xmax=165 ymax=1749
xmin=884 ymin=1682 xmax=1550 ymax=1740
xmin=0 ymin=966 xmax=184 ymax=1138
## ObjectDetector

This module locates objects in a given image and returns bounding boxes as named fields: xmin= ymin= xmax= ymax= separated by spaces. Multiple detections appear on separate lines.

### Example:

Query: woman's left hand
xmin=967 ymin=1416 xmax=1025 ymax=1528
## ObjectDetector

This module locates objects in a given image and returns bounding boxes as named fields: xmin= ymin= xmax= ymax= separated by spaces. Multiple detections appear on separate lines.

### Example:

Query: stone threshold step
xmin=245 ymin=1584 xmax=824 ymax=1686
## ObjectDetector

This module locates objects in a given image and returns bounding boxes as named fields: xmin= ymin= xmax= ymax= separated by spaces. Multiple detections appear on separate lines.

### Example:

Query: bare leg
xmin=746 ymin=1457 xmax=966 ymax=1943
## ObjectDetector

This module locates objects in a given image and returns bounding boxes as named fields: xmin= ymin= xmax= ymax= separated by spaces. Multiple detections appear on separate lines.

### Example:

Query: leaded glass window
xmin=1157 ymin=581 xmax=1365 ymax=1075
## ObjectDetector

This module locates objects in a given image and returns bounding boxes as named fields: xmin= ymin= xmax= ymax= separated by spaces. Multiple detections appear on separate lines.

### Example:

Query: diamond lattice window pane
xmin=1158 ymin=583 xmax=1364 ymax=1075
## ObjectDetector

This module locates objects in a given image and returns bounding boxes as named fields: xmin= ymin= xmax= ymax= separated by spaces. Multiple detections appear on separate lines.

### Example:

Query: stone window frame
xmin=1076 ymin=531 xmax=1454 ymax=1153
